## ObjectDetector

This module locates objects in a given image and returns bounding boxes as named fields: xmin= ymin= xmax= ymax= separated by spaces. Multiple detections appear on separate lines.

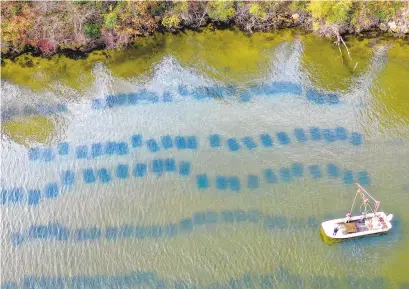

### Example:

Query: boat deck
xmin=337 ymin=216 xmax=389 ymax=235
xmin=338 ymin=219 xmax=370 ymax=234
xmin=321 ymin=212 xmax=392 ymax=239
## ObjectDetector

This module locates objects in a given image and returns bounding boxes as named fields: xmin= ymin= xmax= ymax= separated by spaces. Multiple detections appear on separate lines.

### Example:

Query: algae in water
xmin=2 ymin=115 xmax=55 ymax=146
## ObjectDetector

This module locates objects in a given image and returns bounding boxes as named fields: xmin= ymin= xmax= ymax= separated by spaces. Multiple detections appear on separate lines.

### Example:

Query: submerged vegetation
xmin=1 ymin=1 xmax=408 ymax=145
xmin=1 ymin=1 xmax=408 ymax=58
xmin=2 ymin=115 xmax=56 ymax=145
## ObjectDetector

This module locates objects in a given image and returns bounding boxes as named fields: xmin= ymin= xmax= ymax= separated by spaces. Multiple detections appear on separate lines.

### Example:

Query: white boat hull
xmin=321 ymin=212 xmax=393 ymax=240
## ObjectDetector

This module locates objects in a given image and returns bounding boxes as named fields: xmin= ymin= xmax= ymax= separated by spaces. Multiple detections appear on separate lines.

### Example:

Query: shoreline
xmin=2 ymin=1 xmax=408 ymax=61
xmin=2 ymin=25 xmax=407 ymax=62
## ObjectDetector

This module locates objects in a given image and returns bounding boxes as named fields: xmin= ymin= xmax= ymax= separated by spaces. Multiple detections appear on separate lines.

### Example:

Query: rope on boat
xmin=350 ymin=189 xmax=359 ymax=214
xmin=351 ymin=183 xmax=380 ymax=215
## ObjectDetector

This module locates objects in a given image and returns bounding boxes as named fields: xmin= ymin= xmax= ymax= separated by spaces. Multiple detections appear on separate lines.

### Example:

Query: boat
xmin=321 ymin=183 xmax=394 ymax=240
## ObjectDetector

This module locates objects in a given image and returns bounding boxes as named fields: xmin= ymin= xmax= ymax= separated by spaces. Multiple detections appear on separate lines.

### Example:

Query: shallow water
xmin=1 ymin=29 xmax=409 ymax=289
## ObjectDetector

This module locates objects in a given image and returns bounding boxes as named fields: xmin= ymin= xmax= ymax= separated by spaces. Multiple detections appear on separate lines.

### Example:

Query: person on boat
xmin=333 ymin=226 xmax=339 ymax=236
xmin=359 ymin=212 xmax=366 ymax=223
xmin=345 ymin=212 xmax=352 ymax=223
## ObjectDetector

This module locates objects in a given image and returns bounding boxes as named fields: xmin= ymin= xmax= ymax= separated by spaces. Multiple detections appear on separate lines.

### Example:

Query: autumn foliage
xmin=1 ymin=1 xmax=408 ymax=57
xmin=1 ymin=2 xmax=37 ymax=51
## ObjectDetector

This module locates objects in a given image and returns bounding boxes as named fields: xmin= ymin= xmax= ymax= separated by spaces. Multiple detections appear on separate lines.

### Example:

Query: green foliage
xmin=308 ymin=1 xmax=353 ymax=24
xmin=150 ymin=2 xmax=169 ymax=17
xmin=162 ymin=15 xmax=181 ymax=29
xmin=249 ymin=3 xmax=268 ymax=20
xmin=104 ymin=12 xmax=118 ymax=29
xmin=75 ymin=1 xmax=89 ymax=5
xmin=366 ymin=1 xmax=403 ymax=21
xmin=84 ymin=23 xmax=101 ymax=39
xmin=173 ymin=1 xmax=189 ymax=14
xmin=104 ymin=3 xmax=123 ymax=30
xmin=290 ymin=1 xmax=308 ymax=11
xmin=349 ymin=2 xmax=362 ymax=26
xmin=207 ymin=1 xmax=236 ymax=22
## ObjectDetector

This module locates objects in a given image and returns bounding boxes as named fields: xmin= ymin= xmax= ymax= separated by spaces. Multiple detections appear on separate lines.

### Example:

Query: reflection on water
xmin=371 ymin=41 xmax=409 ymax=130
xmin=1 ymin=29 xmax=409 ymax=288
xmin=301 ymin=35 xmax=375 ymax=92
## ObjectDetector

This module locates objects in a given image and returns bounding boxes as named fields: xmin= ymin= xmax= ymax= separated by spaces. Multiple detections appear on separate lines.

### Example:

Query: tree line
xmin=1 ymin=1 xmax=407 ymax=58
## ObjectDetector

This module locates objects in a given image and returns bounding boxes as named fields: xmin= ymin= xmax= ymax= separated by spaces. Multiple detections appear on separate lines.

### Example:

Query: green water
xmin=1 ymin=29 xmax=409 ymax=288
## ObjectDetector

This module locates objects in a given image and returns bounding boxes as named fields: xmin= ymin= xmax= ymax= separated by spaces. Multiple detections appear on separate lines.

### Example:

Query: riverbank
xmin=1 ymin=1 xmax=409 ymax=60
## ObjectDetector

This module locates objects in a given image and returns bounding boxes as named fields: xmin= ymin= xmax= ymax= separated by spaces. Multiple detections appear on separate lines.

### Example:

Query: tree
xmin=162 ymin=15 xmax=182 ymax=31
xmin=1 ymin=2 xmax=36 ymax=53
xmin=101 ymin=2 xmax=159 ymax=48
xmin=308 ymin=1 xmax=353 ymax=24
xmin=207 ymin=1 xmax=236 ymax=23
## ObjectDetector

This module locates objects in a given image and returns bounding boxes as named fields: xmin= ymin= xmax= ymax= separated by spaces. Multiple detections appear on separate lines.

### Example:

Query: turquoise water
xmin=1 ymin=31 xmax=409 ymax=288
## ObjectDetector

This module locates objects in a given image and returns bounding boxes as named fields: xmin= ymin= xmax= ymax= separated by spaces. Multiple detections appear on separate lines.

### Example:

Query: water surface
xmin=1 ymin=29 xmax=409 ymax=288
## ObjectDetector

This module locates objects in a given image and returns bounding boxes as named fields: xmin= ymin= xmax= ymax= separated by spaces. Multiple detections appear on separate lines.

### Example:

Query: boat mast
xmin=356 ymin=183 xmax=380 ymax=214
xmin=350 ymin=189 xmax=359 ymax=214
